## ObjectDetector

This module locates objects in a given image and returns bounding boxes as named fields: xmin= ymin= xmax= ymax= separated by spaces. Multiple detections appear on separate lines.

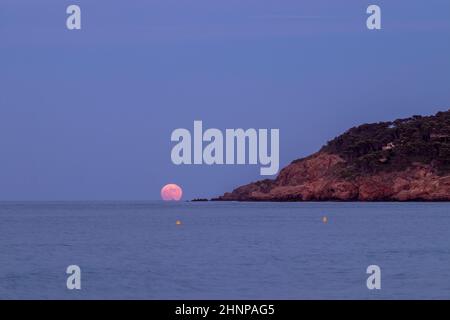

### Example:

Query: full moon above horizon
xmin=161 ymin=184 xmax=183 ymax=201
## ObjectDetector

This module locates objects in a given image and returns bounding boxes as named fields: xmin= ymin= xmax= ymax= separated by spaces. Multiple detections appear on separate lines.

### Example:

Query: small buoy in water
xmin=322 ymin=216 xmax=328 ymax=223
xmin=176 ymin=220 xmax=182 ymax=226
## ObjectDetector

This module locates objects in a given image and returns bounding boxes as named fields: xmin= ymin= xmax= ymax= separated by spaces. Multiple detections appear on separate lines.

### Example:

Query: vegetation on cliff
xmin=320 ymin=110 xmax=450 ymax=177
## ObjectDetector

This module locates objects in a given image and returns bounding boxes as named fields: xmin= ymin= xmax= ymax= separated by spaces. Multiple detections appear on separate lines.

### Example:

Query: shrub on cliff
xmin=321 ymin=110 xmax=450 ymax=177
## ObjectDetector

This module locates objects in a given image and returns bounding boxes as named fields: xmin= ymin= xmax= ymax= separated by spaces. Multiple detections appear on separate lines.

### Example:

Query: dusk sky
xmin=1 ymin=0 xmax=450 ymax=200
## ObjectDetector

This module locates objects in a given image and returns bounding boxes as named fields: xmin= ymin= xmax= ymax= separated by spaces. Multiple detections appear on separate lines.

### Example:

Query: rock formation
xmin=214 ymin=110 xmax=450 ymax=201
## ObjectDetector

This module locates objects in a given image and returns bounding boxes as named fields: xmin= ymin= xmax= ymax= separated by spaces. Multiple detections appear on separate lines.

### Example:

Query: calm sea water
xmin=0 ymin=201 xmax=449 ymax=299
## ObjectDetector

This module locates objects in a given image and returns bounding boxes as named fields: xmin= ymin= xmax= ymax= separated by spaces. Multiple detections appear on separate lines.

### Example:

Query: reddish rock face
xmin=214 ymin=152 xmax=450 ymax=201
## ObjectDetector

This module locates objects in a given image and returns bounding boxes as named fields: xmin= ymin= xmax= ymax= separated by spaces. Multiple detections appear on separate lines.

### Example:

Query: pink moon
xmin=161 ymin=184 xmax=183 ymax=201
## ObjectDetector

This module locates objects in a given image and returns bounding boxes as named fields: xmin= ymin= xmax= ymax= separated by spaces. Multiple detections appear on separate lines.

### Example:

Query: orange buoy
xmin=176 ymin=220 xmax=182 ymax=226
xmin=322 ymin=216 xmax=328 ymax=224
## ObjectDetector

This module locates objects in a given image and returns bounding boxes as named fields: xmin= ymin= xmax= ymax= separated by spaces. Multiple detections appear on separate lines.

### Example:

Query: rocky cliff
xmin=214 ymin=110 xmax=450 ymax=201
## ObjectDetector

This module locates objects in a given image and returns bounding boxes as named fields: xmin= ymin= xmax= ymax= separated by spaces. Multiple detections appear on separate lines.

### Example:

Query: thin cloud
xmin=249 ymin=14 xmax=334 ymax=21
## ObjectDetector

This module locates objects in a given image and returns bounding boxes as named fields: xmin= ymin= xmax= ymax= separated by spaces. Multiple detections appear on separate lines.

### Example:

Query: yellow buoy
xmin=176 ymin=220 xmax=182 ymax=226
xmin=322 ymin=216 xmax=328 ymax=224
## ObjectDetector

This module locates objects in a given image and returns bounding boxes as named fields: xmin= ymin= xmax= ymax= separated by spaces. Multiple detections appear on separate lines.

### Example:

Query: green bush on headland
xmin=321 ymin=110 xmax=450 ymax=177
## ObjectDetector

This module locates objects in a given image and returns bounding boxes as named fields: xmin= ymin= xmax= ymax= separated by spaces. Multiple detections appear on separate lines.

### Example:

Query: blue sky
xmin=1 ymin=0 xmax=450 ymax=200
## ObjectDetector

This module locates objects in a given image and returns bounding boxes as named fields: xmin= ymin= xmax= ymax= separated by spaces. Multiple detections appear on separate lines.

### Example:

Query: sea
xmin=0 ymin=201 xmax=449 ymax=299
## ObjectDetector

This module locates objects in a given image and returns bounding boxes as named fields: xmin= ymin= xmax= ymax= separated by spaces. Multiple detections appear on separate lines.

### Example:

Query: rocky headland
xmin=214 ymin=110 xmax=450 ymax=201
